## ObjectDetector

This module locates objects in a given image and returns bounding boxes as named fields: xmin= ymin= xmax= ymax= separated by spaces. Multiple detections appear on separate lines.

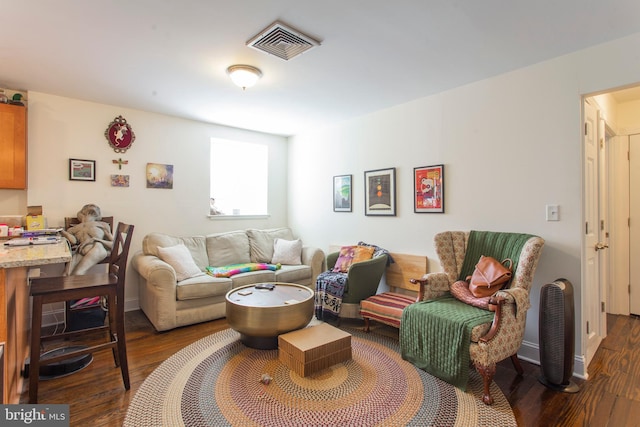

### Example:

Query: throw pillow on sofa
xmin=158 ymin=244 xmax=203 ymax=281
xmin=271 ymin=238 xmax=302 ymax=265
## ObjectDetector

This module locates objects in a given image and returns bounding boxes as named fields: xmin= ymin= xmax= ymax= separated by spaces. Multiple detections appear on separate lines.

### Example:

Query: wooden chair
xmin=28 ymin=222 xmax=134 ymax=403
xmin=63 ymin=215 xmax=114 ymax=328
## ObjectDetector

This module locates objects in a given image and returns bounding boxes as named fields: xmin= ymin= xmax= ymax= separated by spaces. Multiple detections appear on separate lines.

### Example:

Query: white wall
xmin=288 ymin=32 xmax=640 ymax=375
xmin=25 ymin=92 xmax=289 ymax=309
xmin=617 ymin=99 xmax=640 ymax=132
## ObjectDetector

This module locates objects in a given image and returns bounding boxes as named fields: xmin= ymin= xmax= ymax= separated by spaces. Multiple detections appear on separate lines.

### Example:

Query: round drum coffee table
xmin=225 ymin=282 xmax=314 ymax=349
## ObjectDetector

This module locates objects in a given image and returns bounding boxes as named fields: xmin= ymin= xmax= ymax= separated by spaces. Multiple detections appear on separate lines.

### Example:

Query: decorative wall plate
xmin=105 ymin=115 xmax=135 ymax=153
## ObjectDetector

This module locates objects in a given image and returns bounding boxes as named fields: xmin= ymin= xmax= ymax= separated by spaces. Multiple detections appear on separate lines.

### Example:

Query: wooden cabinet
xmin=0 ymin=104 xmax=27 ymax=189
xmin=0 ymin=267 xmax=29 ymax=404
xmin=0 ymin=242 xmax=71 ymax=403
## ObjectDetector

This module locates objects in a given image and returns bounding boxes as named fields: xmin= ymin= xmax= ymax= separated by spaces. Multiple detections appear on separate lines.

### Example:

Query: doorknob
xmin=595 ymin=242 xmax=609 ymax=251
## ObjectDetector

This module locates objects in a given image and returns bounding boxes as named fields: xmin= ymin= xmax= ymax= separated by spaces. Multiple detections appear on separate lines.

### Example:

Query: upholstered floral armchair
xmin=401 ymin=230 xmax=544 ymax=405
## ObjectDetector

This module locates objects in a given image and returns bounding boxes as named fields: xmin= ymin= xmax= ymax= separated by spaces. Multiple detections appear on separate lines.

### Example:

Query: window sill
xmin=207 ymin=214 xmax=270 ymax=220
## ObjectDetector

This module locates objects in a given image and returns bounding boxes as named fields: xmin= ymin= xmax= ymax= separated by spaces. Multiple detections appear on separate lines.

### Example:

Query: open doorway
xmin=585 ymin=84 xmax=640 ymax=319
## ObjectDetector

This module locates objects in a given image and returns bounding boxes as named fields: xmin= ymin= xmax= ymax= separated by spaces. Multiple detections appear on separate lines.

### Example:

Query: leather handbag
xmin=467 ymin=256 xmax=513 ymax=298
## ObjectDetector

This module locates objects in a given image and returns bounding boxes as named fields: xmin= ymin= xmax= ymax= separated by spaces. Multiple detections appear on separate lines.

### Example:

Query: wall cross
xmin=112 ymin=158 xmax=129 ymax=170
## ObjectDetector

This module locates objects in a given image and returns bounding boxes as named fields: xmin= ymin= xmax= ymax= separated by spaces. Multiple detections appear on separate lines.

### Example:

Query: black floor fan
xmin=538 ymin=278 xmax=580 ymax=393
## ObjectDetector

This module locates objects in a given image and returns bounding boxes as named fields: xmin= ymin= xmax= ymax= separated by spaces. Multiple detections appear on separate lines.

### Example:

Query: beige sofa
xmin=131 ymin=228 xmax=325 ymax=331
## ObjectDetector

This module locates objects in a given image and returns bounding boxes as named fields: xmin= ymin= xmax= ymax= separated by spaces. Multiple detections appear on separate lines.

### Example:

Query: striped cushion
xmin=360 ymin=292 xmax=416 ymax=328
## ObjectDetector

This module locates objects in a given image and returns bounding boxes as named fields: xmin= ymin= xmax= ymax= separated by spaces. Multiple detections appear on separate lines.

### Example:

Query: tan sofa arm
xmin=131 ymin=252 xmax=178 ymax=290
xmin=301 ymin=246 xmax=325 ymax=282
xmin=132 ymin=251 xmax=182 ymax=331
xmin=410 ymin=272 xmax=450 ymax=301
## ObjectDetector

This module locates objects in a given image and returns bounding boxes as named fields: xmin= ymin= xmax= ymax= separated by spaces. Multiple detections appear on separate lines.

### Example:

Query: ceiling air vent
xmin=247 ymin=21 xmax=320 ymax=61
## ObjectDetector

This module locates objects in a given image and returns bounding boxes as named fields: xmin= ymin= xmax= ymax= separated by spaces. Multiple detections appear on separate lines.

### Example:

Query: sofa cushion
xmin=275 ymin=265 xmax=312 ymax=283
xmin=142 ymin=233 xmax=209 ymax=270
xmin=176 ymin=275 xmax=232 ymax=300
xmin=206 ymin=230 xmax=251 ymax=266
xmin=247 ymin=228 xmax=294 ymax=263
xmin=271 ymin=238 xmax=302 ymax=265
xmin=157 ymin=244 xmax=203 ymax=281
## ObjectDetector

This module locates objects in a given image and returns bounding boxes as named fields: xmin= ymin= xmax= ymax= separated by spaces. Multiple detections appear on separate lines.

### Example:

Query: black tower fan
xmin=538 ymin=278 xmax=580 ymax=392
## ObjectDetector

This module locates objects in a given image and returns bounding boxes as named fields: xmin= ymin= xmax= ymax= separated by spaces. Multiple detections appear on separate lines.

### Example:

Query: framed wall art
xmin=414 ymin=164 xmax=444 ymax=213
xmin=333 ymin=174 xmax=352 ymax=212
xmin=146 ymin=163 xmax=174 ymax=189
xmin=364 ymin=167 xmax=396 ymax=216
xmin=105 ymin=115 xmax=135 ymax=153
xmin=111 ymin=174 xmax=130 ymax=187
xmin=69 ymin=159 xmax=96 ymax=181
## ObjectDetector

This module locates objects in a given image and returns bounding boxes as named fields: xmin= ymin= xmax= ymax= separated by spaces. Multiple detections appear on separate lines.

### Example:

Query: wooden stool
xmin=28 ymin=223 xmax=133 ymax=403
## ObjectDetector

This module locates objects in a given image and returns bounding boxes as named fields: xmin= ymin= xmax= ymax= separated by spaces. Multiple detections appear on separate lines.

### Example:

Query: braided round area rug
xmin=124 ymin=325 xmax=516 ymax=427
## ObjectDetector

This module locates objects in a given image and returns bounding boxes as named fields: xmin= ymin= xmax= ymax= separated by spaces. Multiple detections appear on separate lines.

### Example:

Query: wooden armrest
xmin=479 ymin=296 xmax=506 ymax=343
xmin=409 ymin=277 xmax=428 ymax=301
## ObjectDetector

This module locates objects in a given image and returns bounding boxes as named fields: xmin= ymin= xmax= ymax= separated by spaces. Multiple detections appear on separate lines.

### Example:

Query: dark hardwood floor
xmin=20 ymin=312 xmax=640 ymax=426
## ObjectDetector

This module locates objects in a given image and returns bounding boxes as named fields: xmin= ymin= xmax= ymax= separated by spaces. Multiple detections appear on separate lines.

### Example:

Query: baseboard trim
xmin=41 ymin=298 xmax=141 ymax=327
xmin=519 ymin=339 xmax=586 ymax=380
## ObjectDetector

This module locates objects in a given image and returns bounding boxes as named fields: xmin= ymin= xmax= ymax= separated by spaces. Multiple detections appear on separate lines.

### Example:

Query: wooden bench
xmin=360 ymin=253 xmax=428 ymax=332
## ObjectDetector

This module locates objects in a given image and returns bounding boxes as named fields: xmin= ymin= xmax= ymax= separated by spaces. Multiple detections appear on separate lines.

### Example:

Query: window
xmin=210 ymin=138 xmax=268 ymax=216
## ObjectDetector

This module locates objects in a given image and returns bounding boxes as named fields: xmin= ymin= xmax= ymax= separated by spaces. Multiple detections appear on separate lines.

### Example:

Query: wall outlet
xmin=546 ymin=204 xmax=559 ymax=221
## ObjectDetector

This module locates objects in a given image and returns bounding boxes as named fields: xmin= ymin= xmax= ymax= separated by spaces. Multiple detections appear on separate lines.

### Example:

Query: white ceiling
xmin=2 ymin=1 xmax=640 ymax=136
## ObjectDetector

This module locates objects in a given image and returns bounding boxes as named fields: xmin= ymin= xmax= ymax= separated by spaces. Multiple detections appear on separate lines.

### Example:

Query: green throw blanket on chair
xmin=458 ymin=230 xmax=534 ymax=282
xmin=399 ymin=230 xmax=534 ymax=390
xmin=400 ymin=295 xmax=493 ymax=390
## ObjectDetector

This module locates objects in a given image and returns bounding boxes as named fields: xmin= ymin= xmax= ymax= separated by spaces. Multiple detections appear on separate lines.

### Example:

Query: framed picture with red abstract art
xmin=364 ymin=167 xmax=396 ymax=216
xmin=414 ymin=164 xmax=444 ymax=213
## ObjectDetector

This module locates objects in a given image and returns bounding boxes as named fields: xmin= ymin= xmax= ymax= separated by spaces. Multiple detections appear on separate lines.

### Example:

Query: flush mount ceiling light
xmin=226 ymin=65 xmax=262 ymax=90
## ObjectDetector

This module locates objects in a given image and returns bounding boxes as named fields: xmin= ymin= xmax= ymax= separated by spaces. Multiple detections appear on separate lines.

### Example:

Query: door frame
xmin=582 ymin=97 xmax=607 ymax=369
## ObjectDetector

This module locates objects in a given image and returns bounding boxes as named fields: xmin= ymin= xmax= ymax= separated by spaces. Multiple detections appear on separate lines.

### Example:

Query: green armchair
xmin=326 ymin=251 xmax=388 ymax=304
xmin=315 ymin=250 xmax=388 ymax=321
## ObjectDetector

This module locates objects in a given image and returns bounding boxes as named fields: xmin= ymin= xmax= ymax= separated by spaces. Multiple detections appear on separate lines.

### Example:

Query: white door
xmin=598 ymin=119 xmax=609 ymax=335
xmin=629 ymin=134 xmax=640 ymax=314
xmin=583 ymin=100 xmax=603 ymax=366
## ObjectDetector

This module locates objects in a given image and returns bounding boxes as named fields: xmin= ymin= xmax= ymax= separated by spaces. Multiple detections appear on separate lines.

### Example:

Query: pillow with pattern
xmin=450 ymin=280 xmax=492 ymax=310
xmin=332 ymin=245 xmax=375 ymax=273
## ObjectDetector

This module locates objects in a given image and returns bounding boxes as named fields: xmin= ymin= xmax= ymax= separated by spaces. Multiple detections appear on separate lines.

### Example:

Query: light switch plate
xmin=546 ymin=204 xmax=559 ymax=221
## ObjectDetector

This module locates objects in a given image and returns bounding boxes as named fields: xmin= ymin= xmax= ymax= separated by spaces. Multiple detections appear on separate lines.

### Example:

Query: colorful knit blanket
xmin=206 ymin=263 xmax=281 ymax=278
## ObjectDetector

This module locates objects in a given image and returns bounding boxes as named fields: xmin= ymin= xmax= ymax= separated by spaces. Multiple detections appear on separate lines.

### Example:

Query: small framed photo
xmin=110 ymin=174 xmax=130 ymax=187
xmin=414 ymin=164 xmax=444 ymax=213
xmin=364 ymin=167 xmax=396 ymax=216
xmin=333 ymin=175 xmax=352 ymax=212
xmin=69 ymin=159 xmax=96 ymax=181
